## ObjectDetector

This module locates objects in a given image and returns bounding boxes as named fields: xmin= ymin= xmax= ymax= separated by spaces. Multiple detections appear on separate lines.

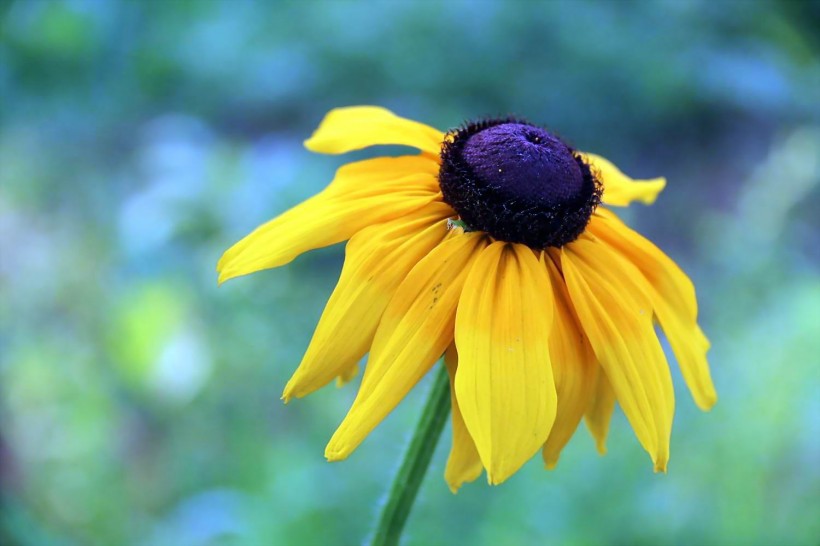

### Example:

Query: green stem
xmin=370 ymin=364 xmax=451 ymax=546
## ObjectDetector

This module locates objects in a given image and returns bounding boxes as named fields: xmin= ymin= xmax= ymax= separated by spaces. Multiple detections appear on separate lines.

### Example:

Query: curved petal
xmin=325 ymin=231 xmax=487 ymax=461
xmin=282 ymin=201 xmax=455 ymax=401
xmin=581 ymin=152 xmax=666 ymax=207
xmin=541 ymin=253 xmax=598 ymax=469
xmin=217 ymin=157 xmax=441 ymax=283
xmin=562 ymin=234 xmax=674 ymax=471
xmin=304 ymin=106 xmax=445 ymax=156
xmin=585 ymin=370 xmax=617 ymax=455
xmin=455 ymin=243 xmax=557 ymax=485
xmin=444 ymin=344 xmax=483 ymax=493
xmin=588 ymin=210 xmax=716 ymax=410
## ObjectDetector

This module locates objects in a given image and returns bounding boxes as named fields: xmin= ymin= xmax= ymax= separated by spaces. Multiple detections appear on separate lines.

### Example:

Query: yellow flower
xmin=218 ymin=106 xmax=716 ymax=491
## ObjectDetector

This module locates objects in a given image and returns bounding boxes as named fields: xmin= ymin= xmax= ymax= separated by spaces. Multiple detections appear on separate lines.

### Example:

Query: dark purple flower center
xmin=438 ymin=119 xmax=601 ymax=248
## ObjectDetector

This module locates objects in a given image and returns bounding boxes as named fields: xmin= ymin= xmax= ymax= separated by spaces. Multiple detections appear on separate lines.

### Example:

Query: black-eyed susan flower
xmin=218 ymin=106 xmax=716 ymax=491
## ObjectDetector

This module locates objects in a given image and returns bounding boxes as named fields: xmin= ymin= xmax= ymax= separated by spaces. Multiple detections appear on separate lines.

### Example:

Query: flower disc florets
xmin=438 ymin=118 xmax=602 ymax=248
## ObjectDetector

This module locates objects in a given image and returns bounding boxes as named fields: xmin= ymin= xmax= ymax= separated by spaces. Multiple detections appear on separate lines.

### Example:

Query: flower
xmin=218 ymin=106 xmax=716 ymax=491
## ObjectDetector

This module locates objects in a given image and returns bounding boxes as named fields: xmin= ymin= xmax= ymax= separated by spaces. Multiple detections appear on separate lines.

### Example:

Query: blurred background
xmin=1 ymin=0 xmax=819 ymax=545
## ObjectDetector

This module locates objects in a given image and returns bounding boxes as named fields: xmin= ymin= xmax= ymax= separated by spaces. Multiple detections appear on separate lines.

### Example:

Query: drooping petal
xmin=455 ymin=242 xmax=557 ymax=485
xmin=581 ymin=152 xmax=666 ymax=207
xmin=585 ymin=370 xmax=617 ymax=455
xmin=541 ymin=253 xmax=598 ymax=469
xmin=325 ymin=231 xmax=487 ymax=461
xmin=282 ymin=201 xmax=455 ymax=401
xmin=562 ymin=234 xmax=674 ymax=471
xmin=587 ymin=209 xmax=716 ymax=410
xmin=217 ymin=157 xmax=441 ymax=283
xmin=443 ymin=344 xmax=483 ymax=493
xmin=304 ymin=106 xmax=445 ymax=156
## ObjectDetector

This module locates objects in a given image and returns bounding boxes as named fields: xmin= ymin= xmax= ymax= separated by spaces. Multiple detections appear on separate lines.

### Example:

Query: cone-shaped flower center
xmin=438 ymin=119 xmax=601 ymax=248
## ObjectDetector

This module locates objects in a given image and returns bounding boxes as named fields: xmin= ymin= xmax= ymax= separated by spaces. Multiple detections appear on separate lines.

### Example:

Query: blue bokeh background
xmin=2 ymin=1 xmax=819 ymax=545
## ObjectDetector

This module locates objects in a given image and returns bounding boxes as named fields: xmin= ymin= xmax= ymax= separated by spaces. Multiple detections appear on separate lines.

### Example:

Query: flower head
xmin=218 ymin=106 xmax=716 ymax=491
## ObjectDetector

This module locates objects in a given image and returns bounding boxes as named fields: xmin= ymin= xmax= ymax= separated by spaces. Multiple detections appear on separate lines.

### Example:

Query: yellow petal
xmin=304 ymin=106 xmax=445 ymax=156
xmin=562 ymin=234 xmax=674 ymax=471
xmin=585 ymin=370 xmax=617 ymax=455
xmin=581 ymin=152 xmax=666 ymax=207
xmin=443 ymin=344 xmax=483 ymax=493
xmin=282 ymin=201 xmax=454 ymax=401
xmin=589 ymin=209 xmax=716 ymax=410
xmin=322 ymin=155 xmax=440 ymax=198
xmin=217 ymin=156 xmax=441 ymax=284
xmin=325 ymin=232 xmax=487 ymax=461
xmin=541 ymin=253 xmax=598 ymax=470
xmin=455 ymin=243 xmax=557 ymax=485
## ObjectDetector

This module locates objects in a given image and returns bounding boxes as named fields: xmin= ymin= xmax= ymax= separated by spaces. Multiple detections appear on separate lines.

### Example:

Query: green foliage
xmin=1 ymin=1 xmax=819 ymax=545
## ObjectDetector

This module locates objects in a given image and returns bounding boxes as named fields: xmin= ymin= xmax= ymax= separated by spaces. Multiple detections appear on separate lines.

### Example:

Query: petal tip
xmin=324 ymin=444 xmax=350 ymax=462
xmin=281 ymin=379 xmax=304 ymax=404
xmin=653 ymin=456 xmax=669 ymax=473
xmin=542 ymin=448 xmax=560 ymax=470
xmin=216 ymin=257 xmax=239 ymax=285
xmin=303 ymin=137 xmax=320 ymax=152
xmin=486 ymin=466 xmax=515 ymax=486
xmin=695 ymin=392 xmax=718 ymax=412
xmin=640 ymin=177 xmax=667 ymax=205
xmin=444 ymin=466 xmax=482 ymax=494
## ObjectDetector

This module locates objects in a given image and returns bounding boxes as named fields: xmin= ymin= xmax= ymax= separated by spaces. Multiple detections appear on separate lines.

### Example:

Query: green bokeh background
xmin=2 ymin=1 xmax=819 ymax=545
